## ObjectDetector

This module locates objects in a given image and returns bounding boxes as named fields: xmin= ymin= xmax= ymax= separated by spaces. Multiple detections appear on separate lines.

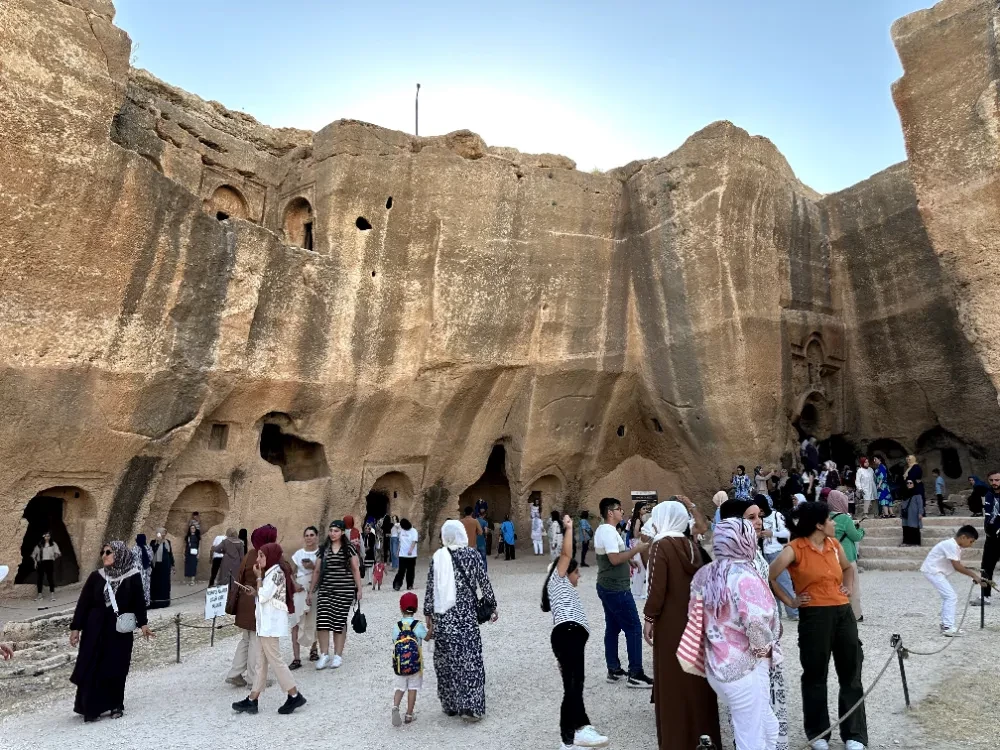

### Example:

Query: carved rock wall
xmin=2 ymin=0 xmax=999 ymax=591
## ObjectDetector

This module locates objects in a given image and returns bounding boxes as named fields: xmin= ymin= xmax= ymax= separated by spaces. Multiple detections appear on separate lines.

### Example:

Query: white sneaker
xmin=315 ymin=654 xmax=330 ymax=670
xmin=943 ymin=628 xmax=964 ymax=637
xmin=573 ymin=725 xmax=610 ymax=747
xmin=810 ymin=741 xmax=829 ymax=750
xmin=845 ymin=741 xmax=866 ymax=750
xmin=331 ymin=654 xmax=343 ymax=668
xmin=559 ymin=744 xmax=581 ymax=750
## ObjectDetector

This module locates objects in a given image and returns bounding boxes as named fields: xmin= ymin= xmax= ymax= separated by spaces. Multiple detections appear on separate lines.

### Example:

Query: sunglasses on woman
xmin=102 ymin=549 xmax=113 ymax=556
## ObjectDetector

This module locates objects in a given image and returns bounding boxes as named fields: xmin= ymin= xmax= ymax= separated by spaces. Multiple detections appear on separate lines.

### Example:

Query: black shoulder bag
xmin=448 ymin=550 xmax=496 ymax=624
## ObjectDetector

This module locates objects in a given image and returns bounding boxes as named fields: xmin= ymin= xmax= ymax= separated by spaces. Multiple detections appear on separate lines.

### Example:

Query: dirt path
xmin=0 ymin=559 xmax=993 ymax=750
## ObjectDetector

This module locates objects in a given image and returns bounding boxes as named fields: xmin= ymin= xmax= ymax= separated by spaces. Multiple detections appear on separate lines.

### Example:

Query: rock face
xmin=1 ymin=0 xmax=998 ymax=592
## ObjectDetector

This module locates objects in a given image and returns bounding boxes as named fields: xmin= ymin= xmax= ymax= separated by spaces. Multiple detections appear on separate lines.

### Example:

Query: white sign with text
xmin=205 ymin=585 xmax=228 ymax=620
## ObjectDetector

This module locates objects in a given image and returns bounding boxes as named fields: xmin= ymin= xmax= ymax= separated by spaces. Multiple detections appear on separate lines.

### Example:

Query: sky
xmin=114 ymin=0 xmax=936 ymax=195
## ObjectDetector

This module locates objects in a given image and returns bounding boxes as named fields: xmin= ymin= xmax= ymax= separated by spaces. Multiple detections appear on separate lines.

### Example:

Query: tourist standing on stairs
xmin=32 ymin=532 xmax=61 ymax=601
xmin=593 ymin=497 xmax=653 ymax=688
xmin=975 ymin=470 xmax=1000 ymax=607
xmin=732 ymin=466 xmax=753 ymax=502
xmin=854 ymin=458 xmax=876 ymax=518
xmin=900 ymin=479 xmax=924 ymax=547
xmin=873 ymin=457 xmax=893 ymax=518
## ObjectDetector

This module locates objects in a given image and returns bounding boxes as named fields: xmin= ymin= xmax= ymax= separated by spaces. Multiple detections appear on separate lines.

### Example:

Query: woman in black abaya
xmin=149 ymin=528 xmax=174 ymax=609
xmin=70 ymin=541 xmax=154 ymax=722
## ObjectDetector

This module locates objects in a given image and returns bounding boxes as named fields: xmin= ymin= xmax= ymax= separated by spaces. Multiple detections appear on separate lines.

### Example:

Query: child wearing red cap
xmin=392 ymin=591 xmax=427 ymax=726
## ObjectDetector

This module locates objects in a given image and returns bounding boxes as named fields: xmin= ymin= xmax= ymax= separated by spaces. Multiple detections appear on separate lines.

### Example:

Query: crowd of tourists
xmin=5 ymin=443 xmax=997 ymax=750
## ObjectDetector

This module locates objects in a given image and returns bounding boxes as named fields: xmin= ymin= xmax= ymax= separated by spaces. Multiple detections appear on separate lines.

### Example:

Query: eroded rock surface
xmin=2 ymin=0 xmax=998 ymax=592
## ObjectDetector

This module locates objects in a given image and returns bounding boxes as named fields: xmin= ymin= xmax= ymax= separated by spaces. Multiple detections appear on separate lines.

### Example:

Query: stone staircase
xmin=857 ymin=514 xmax=985 ymax=571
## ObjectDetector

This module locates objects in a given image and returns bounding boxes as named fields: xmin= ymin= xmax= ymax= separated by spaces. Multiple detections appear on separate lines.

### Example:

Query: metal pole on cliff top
xmin=415 ymin=83 xmax=420 ymax=136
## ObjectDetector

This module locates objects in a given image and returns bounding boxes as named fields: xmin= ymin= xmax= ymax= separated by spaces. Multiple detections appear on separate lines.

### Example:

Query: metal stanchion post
xmin=175 ymin=613 xmax=181 ymax=664
xmin=890 ymin=634 xmax=910 ymax=708
xmin=211 ymin=615 xmax=217 ymax=647
xmin=981 ymin=569 xmax=986 ymax=630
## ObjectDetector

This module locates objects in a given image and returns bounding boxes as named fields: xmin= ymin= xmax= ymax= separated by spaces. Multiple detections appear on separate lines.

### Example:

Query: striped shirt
xmin=548 ymin=571 xmax=589 ymax=632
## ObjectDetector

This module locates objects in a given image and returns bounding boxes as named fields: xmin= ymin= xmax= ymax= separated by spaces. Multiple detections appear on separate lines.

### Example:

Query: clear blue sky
xmin=115 ymin=0 xmax=935 ymax=194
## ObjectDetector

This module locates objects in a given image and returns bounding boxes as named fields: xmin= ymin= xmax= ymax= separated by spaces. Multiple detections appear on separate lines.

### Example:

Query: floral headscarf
xmin=100 ymin=540 xmax=139 ymax=607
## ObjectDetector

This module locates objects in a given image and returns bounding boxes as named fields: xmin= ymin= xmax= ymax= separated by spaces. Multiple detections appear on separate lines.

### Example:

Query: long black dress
xmin=149 ymin=540 xmax=173 ymax=609
xmin=70 ymin=571 xmax=147 ymax=720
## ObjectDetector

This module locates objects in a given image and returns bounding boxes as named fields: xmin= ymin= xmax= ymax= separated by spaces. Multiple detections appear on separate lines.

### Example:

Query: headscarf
xmin=258 ymin=542 xmax=283 ymax=572
xmin=251 ymin=524 xmax=277 ymax=550
xmin=697 ymin=519 xmax=758 ymax=617
xmin=226 ymin=527 xmax=238 ymax=540
xmin=344 ymin=515 xmax=361 ymax=545
xmin=719 ymin=499 xmax=752 ymax=520
xmin=754 ymin=492 xmax=773 ymax=511
xmin=712 ymin=491 xmax=728 ymax=508
xmin=432 ymin=520 xmax=468 ymax=615
xmin=648 ymin=500 xmax=690 ymax=541
xmin=100 ymin=540 xmax=139 ymax=607
xmin=827 ymin=490 xmax=850 ymax=515
xmin=134 ymin=534 xmax=151 ymax=570
xmin=238 ymin=528 xmax=249 ymax=554
xmin=793 ymin=493 xmax=807 ymax=506
xmin=971 ymin=476 xmax=988 ymax=488
xmin=825 ymin=460 xmax=838 ymax=472
xmin=820 ymin=487 xmax=832 ymax=501
xmin=858 ymin=457 xmax=869 ymax=468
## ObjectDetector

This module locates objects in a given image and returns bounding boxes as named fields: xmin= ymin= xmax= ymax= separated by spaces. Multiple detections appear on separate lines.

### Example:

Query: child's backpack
xmin=393 ymin=620 xmax=422 ymax=676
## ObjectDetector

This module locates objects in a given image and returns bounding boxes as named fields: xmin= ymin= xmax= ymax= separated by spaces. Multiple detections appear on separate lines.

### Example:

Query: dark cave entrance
xmin=259 ymin=417 xmax=330 ymax=482
xmin=459 ymin=445 xmax=512 ymax=523
xmin=365 ymin=489 xmax=390 ymax=524
xmin=15 ymin=494 xmax=80 ymax=587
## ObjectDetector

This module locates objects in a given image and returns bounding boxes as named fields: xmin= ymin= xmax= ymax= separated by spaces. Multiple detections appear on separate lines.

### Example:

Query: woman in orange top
xmin=769 ymin=501 xmax=868 ymax=750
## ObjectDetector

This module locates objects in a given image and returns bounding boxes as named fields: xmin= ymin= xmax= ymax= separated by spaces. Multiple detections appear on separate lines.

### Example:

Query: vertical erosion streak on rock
xmin=103 ymin=455 xmax=162 ymax=544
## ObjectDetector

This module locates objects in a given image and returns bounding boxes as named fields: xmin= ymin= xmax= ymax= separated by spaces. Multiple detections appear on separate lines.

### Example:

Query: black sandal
xmin=289 ymin=659 xmax=302 ymax=670
xmin=109 ymin=709 xmax=124 ymax=719
xmin=309 ymin=646 xmax=319 ymax=662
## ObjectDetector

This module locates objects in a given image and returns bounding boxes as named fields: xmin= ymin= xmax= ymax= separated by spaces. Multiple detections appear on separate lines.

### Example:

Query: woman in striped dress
xmin=307 ymin=520 xmax=363 ymax=670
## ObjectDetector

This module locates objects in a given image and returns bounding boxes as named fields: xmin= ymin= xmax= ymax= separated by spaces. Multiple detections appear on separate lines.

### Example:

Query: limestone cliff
xmin=1 ymin=0 xmax=997 ymax=592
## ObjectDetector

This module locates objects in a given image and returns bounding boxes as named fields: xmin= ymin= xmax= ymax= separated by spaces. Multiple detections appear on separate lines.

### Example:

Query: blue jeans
xmin=596 ymin=584 xmax=643 ymax=675
xmin=477 ymin=544 xmax=488 ymax=572
xmin=764 ymin=550 xmax=798 ymax=618
xmin=390 ymin=537 xmax=400 ymax=568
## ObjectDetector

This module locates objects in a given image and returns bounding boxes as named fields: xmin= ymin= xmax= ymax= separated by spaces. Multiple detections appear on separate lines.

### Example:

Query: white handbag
xmin=105 ymin=579 xmax=137 ymax=634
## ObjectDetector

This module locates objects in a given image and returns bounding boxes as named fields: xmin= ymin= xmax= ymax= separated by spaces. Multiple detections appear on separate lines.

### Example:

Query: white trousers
xmin=226 ymin=628 xmax=260 ymax=685
xmin=533 ymin=539 xmax=544 ymax=555
xmin=709 ymin=661 xmax=778 ymax=750
xmin=924 ymin=571 xmax=957 ymax=629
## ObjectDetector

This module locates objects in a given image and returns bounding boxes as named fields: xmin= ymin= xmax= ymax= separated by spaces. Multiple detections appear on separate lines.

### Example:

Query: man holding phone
xmin=594 ymin=498 xmax=653 ymax=688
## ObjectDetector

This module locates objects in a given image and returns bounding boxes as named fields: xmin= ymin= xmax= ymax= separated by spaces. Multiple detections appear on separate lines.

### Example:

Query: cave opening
xmin=259 ymin=421 xmax=330 ymax=482
xmin=16 ymin=493 xmax=81 ymax=587
xmin=459 ymin=445 xmax=512 ymax=523
xmin=356 ymin=216 xmax=372 ymax=230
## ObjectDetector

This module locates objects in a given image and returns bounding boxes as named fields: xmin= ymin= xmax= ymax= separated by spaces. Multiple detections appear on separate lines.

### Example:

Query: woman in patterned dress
xmin=424 ymin=520 xmax=498 ymax=721
xmin=308 ymin=520 xmax=363 ymax=670
xmin=873 ymin=456 xmax=893 ymax=518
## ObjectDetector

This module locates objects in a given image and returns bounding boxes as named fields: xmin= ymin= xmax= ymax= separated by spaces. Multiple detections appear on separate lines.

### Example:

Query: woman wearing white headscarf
xmin=642 ymin=501 xmax=720 ymax=749
xmin=424 ymin=520 xmax=498 ymax=722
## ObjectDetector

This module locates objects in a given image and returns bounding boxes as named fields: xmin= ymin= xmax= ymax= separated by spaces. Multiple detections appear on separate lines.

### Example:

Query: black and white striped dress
xmin=315 ymin=544 xmax=358 ymax=633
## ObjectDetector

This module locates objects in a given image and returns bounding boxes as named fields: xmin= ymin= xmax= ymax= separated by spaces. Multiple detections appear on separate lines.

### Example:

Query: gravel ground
xmin=0 ymin=558 xmax=995 ymax=750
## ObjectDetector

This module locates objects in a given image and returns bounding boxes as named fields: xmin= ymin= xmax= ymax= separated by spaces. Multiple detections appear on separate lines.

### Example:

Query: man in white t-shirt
xmin=594 ymin=497 xmax=652 ymax=687
xmin=393 ymin=519 xmax=420 ymax=592
xmin=921 ymin=525 xmax=982 ymax=636
xmin=209 ymin=533 xmax=226 ymax=586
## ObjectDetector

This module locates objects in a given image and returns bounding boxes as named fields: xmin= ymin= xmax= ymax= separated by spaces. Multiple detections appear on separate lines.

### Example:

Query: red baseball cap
xmin=399 ymin=592 xmax=419 ymax=612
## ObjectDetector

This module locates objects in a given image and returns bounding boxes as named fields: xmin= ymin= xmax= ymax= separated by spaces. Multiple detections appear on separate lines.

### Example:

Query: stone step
xmin=861 ymin=531 xmax=984 ymax=546
xmin=857 ymin=558 xmax=923 ymax=572
xmin=861 ymin=516 xmax=983 ymax=528
xmin=858 ymin=544 xmax=983 ymax=560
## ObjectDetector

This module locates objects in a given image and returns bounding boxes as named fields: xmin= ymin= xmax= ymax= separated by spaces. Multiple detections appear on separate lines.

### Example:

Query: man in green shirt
xmin=594 ymin=497 xmax=653 ymax=687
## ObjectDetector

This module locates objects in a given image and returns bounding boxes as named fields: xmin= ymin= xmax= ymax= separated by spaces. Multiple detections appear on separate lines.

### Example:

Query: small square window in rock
xmin=209 ymin=423 xmax=229 ymax=451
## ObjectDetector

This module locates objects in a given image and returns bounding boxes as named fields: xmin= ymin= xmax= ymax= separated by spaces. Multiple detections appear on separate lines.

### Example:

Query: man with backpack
xmin=391 ymin=592 xmax=427 ymax=726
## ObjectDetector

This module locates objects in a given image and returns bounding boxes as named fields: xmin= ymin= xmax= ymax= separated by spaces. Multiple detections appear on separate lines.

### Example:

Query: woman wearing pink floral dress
xmin=691 ymin=518 xmax=781 ymax=750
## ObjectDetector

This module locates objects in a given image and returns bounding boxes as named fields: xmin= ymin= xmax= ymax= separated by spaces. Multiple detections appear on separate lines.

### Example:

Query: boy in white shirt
xmin=921 ymin=525 xmax=982 ymax=636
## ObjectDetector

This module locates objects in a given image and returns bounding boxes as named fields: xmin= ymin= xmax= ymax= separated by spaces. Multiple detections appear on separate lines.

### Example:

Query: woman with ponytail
xmin=543 ymin=514 xmax=608 ymax=749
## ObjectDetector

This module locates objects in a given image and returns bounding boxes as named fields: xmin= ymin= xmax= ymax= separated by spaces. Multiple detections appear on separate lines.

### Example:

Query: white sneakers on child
xmin=331 ymin=654 xmax=343 ymax=668
xmin=573 ymin=725 xmax=610 ymax=747
xmin=845 ymin=741 xmax=866 ymax=750
xmin=315 ymin=654 xmax=330 ymax=670
xmin=809 ymin=741 xmax=829 ymax=750
xmin=943 ymin=628 xmax=964 ymax=637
